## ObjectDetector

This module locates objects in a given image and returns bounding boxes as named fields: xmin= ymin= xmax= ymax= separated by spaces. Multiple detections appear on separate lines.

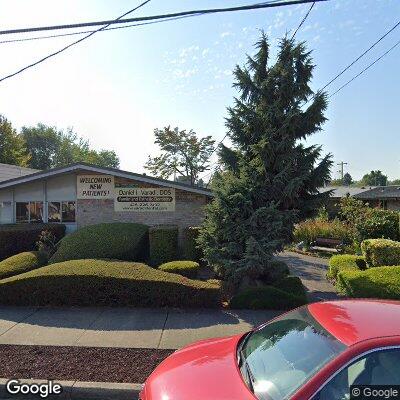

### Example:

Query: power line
xmin=0 ymin=0 xmax=151 ymax=83
xmin=290 ymin=1 xmax=315 ymax=40
xmin=0 ymin=0 xmax=328 ymax=36
xmin=321 ymin=19 xmax=400 ymax=91
xmin=329 ymin=38 xmax=400 ymax=98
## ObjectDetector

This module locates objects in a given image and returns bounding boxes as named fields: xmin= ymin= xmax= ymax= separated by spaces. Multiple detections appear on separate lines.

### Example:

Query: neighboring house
xmin=0 ymin=163 xmax=213 ymax=238
xmin=354 ymin=186 xmax=400 ymax=211
xmin=0 ymin=163 xmax=38 ymax=182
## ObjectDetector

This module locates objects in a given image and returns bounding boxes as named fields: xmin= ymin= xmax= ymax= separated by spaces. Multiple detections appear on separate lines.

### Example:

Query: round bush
xmin=159 ymin=261 xmax=200 ymax=279
xmin=327 ymin=254 xmax=366 ymax=280
xmin=49 ymin=223 xmax=149 ymax=264
xmin=149 ymin=225 xmax=178 ymax=266
xmin=0 ymin=259 xmax=221 ymax=308
xmin=0 ymin=251 xmax=48 ymax=280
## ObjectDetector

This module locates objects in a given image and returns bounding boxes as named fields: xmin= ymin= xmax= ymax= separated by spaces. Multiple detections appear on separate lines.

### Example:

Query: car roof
xmin=308 ymin=300 xmax=400 ymax=346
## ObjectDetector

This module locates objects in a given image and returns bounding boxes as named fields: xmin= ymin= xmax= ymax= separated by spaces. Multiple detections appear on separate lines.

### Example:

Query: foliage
xmin=293 ymin=219 xmax=353 ymax=246
xmin=198 ymin=34 xmax=332 ymax=287
xmin=182 ymin=226 xmax=203 ymax=262
xmin=149 ymin=225 xmax=178 ymax=266
xmin=50 ymin=223 xmax=148 ymax=263
xmin=144 ymin=126 xmax=215 ymax=185
xmin=36 ymin=230 xmax=59 ymax=258
xmin=0 ymin=115 xmax=30 ymax=166
xmin=327 ymin=254 xmax=366 ymax=280
xmin=336 ymin=266 xmax=400 ymax=299
xmin=21 ymin=123 xmax=120 ymax=170
xmin=229 ymin=276 xmax=307 ymax=310
xmin=361 ymin=170 xmax=388 ymax=186
xmin=316 ymin=206 xmax=329 ymax=222
xmin=338 ymin=197 xmax=369 ymax=226
xmin=0 ymin=259 xmax=221 ymax=307
xmin=361 ymin=239 xmax=400 ymax=268
xmin=0 ymin=251 xmax=48 ymax=280
xmin=159 ymin=260 xmax=200 ymax=279
xmin=0 ymin=224 xmax=65 ymax=261
xmin=342 ymin=173 xmax=353 ymax=186
xmin=389 ymin=179 xmax=400 ymax=185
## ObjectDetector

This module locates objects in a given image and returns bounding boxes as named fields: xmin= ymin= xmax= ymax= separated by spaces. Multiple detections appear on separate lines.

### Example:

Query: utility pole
xmin=337 ymin=161 xmax=348 ymax=181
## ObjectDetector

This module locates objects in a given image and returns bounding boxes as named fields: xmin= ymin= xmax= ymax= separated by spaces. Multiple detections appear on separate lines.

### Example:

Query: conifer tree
xmin=198 ymin=34 xmax=332 ymax=287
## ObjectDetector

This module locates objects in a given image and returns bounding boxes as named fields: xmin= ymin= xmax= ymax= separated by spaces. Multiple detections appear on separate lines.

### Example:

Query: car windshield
xmin=239 ymin=307 xmax=346 ymax=400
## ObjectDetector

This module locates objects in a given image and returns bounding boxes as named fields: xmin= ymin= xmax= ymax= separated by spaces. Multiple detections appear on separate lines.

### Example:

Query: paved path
xmin=278 ymin=251 xmax=338 ymax=302
xmin=0 ymin=307 xmax=281 ymax=350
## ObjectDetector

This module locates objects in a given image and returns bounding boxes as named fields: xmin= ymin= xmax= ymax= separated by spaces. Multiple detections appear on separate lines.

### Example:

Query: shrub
xmin=327 ymin=254 xmax=366 ymax=280
xmin=149 ymin=225 xmax=178 ymax=266
xmin=355 ymin=209 xmax=399 ymax=242
xmin=361 ymin=239 xmax=400 ymax=268
xmin=229 ymin=285 xmax=307 ymax=310
xmin=50 ymin=223 xmax=149 ymax=264
xmin=182 ymin=227 xmax=203 ymax=262
xmin=0 ymin=224 xmax=65 ymax=261
xmin=159 ymin=260 xmax=200 ymax=279
xmin=0 ymin=259 xmax=221 ymax=308
xmin=0 ymin=251 xmax=48 ymax=280
xmin=259 ymin=260 xmax=290 ymax=283
xmin=293 ymin=219 xmax=353 ymax=246
xmin=273 ymin=276 xmax=307 ymax=301
xmin=336 ymin=266 xmax=400 ymax=299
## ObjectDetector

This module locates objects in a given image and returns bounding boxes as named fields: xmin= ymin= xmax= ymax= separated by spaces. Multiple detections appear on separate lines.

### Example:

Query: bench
xmin=310 ymin=237 xmax=343 ymax=253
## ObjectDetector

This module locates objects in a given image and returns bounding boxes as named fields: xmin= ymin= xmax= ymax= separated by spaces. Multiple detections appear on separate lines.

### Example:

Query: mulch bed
xmin=0 ymin=345 xmax=174 ymax=383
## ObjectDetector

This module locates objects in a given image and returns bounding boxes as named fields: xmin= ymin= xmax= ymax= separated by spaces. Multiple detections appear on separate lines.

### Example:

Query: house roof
xmin=354 ymin=185 xmax=400 ymax=200
xmin=319 ymin=186 xmax=375 ymax=198
xmin=0 ymin=163 xmax=213 ymax=197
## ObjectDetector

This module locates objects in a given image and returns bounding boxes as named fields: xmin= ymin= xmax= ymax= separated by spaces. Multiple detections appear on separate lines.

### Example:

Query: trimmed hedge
xmin=229 ymin=276 xmax=307 ymax=310
xmin=182 ymin=227 xmax=203 ymax=262
xmin=50 ymin=223 xmax=149 ymax=263
xmin=159 ymin=261 xmax=200 ymax=279
xmin=336 ymin=266 xmax=400 ymax=299
xmin=0 ymin=224 xmax=65 ymax=261
xmin=0 ymin=259 xmax=221 ymax=308
xmin=0 ymin=251 xmax=48 ymax=280
xmin=327 ymin=254 xmax=366 ymax=280
xmin=361 ymin=239 xmax=400 ymax=268
xmin=149 ymin=225 xmax=178 ymax=266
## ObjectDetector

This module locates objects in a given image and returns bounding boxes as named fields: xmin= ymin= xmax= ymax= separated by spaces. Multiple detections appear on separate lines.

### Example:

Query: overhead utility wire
xmin=329 ymin=39 xmax=400 ymax=97
xmin=0 ymin=0 xmax=328 ymax=36
xmin=0 ymin=0 xmax=151 ymax=83
xmin=321 ymin=19 xmax=400 ymax=91
xmin=290 ymin=1 xmax=315 ymax=40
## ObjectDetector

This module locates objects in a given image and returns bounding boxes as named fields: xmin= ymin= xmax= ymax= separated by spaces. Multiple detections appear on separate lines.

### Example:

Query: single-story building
xmin=0 ymin=163 xmax=213 ymax=236
xmin=354 ymin=186 xmax=400 ymax=210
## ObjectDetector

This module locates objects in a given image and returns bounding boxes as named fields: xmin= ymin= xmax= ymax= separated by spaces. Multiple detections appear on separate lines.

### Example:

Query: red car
xmin=140 ymin=300 xmax=400 ymax=400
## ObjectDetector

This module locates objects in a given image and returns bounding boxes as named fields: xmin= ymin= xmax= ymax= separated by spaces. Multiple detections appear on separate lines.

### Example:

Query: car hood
xmin=143 ymin=335 xmax=256 ymax=400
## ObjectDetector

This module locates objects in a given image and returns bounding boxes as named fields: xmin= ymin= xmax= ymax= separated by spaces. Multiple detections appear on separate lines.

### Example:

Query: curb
xmin=0 ymin=378 xmax=143 ymax=400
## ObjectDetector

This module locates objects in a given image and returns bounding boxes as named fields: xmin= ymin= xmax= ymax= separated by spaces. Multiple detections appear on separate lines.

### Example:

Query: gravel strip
xmin=0 ymin=345 xmax=173 ymax=384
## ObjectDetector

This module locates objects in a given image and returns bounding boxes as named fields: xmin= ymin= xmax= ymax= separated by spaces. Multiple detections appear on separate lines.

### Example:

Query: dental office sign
xmin=115 ymin=185 xmax=175 ymax=212
xmin=77 ymin=175 xmax=114 ymax=199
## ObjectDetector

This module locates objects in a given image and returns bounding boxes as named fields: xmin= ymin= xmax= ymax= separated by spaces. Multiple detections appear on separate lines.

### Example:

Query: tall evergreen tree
xmin=198 ymin=34 xmax=332 ymax=287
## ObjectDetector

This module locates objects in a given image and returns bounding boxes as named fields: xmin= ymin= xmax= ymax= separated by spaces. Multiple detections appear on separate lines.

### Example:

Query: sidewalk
xmin=0 ymin=306 xmax=281 ymax=350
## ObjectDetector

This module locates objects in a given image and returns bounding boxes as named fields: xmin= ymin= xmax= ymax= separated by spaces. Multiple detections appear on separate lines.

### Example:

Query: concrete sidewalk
xmin=0 ymin=306 xmax=281 ymax=350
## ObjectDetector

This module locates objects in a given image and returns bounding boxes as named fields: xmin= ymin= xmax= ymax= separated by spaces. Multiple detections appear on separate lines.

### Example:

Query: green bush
xmin=50 ymin=223 xmax=149 ymax=263
xmin=355 ymin=209 xmax=399 ymax=242
xmin=361 ymin=239 xmax=400 ymax=268
xmin=293 ymin=219 xmax=353 ymax=246
xmin=149 ymin=225 xmax=178 ymax=266
xmin=336 ymin=266 xmax=400 ymax=299
xmin=0 ymin=259 xmax=221 ymax=308
xmin=229 ymin=276 xmax=307 ymax=310
xmin=259 ymin=260 xmax=290 ymax=284
xmin=327 ymin=254 xmax=366 ymax=280
xmin=159 ymin=260 xmax=200 ymax=279
xmin=182 ymin=227 xmax=203 ymax=262
xmin=0 ymin=251 xmax=48 ymax=280
xmin=0 ymin=224 xmax=65 ymax=261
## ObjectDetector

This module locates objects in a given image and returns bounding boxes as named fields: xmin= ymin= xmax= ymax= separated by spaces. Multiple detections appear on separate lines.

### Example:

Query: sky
xmin=0 ymin=0 xmax=399 ymax=181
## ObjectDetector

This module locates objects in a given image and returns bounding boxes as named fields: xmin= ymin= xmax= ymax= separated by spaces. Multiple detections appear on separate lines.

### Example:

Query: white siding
xmin=0 ymin=189 xmax=13 ymax=224
xmin=47 ymin=174 xmax=76 ymax=201
xmin=14 ymin=181 xmax=44 ymax=201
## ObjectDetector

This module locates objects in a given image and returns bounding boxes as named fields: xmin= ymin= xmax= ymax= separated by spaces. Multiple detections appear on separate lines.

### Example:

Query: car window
xmin=313 ymin=348 xmax=400 ymax=400
xmin=239 ymin=307 xmax=346 ymax=400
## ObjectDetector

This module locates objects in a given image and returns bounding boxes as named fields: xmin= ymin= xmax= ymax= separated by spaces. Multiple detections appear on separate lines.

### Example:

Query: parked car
xmin=140 ymin=300 xmax=400 ymax=400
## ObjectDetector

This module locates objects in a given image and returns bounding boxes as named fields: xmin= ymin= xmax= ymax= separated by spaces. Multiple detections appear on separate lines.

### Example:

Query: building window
xmin=16 ymin=202 xmax=43 ymax=223
xmin=48 ymin=201 xmax=76 ymax=223
xmin=48 ymin=202 xmax=61 ymax=222
xmin=62 ymin=201 xmax=76 ymax=222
